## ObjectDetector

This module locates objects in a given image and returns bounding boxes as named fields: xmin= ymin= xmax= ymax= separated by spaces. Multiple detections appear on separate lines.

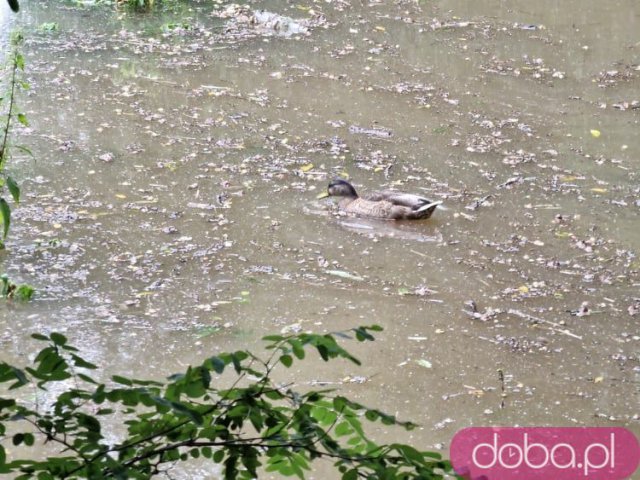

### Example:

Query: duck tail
xmin=416 ymin=200 xmax=442 ymax=213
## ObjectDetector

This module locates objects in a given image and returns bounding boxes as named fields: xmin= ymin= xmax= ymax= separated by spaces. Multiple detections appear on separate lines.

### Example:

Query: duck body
xmin=321 ymin=179 xmax=441 ymax=220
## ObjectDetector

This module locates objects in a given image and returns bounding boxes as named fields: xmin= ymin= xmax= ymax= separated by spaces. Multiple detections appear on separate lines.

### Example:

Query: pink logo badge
xmin=450 ymin=427 xmax=640 ymax=479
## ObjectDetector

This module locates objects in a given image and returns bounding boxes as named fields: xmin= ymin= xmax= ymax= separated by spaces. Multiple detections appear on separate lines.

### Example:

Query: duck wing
xmin=343 ymin=198 xmax=395 ymax=218
xmin=365 ymin=190 xmax=434 ymax=210
xmin=342 ymin=198 xmax=440 ymax=220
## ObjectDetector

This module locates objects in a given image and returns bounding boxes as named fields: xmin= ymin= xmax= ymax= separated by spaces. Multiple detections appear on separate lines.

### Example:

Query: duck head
xmin=317 ymin=179 xmax=358 ymax=199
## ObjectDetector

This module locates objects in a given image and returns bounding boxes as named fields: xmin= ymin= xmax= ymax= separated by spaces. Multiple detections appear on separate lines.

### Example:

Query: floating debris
xmin=348 ymin=125 xmax=393 ymax=138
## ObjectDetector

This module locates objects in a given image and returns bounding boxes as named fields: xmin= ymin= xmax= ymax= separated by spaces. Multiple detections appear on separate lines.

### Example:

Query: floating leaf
xmin=326 ymin=270 xmax=364 ymax=282
xmin=195 ymin=326 xmax=221 ymax=339
xmin=38 ymin=22 xmax=59 ymax=32
xmin=416 ymin=359 xmax=432 ymax=369
xmin=590 ymin=129 xmax=601 ymax=138
xmin=590 ymin=188 xmax=607 ymax=193
xmin=115 ymin=194 xmax=127 ymax=199
xmin=300 ymin=163 xmax=314 ymax=172
xmin=518 ymin=285 xmax=529 ymax=293
xmin=17 ymin=113 xmax=28 ymax=126
xmin=135 ymin=291 xmax=155 ymax=297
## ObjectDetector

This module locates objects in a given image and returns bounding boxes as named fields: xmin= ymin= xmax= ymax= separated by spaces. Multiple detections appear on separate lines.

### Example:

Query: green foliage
xmin=0 ymin=328 xmax=457 ymax=479
xmin=162 ymin=21 xmax=192 ymax=32
xmin=0 ymin=32 xmax=28 ymax=249
xmin=0 ymin=274 xmax=34 ymax=300
xmin=37 ymin=22 xmax=60 ymax=33
xmin=117 ymin=0 xmax=155 ymax=12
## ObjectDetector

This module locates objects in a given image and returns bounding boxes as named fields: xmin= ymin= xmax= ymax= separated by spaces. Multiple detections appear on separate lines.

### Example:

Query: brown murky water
xmin=1 ymin=0 xmax=639 ymax=477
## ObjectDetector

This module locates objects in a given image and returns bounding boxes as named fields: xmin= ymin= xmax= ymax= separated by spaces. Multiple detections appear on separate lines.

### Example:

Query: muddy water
xmin=1 ymin=0 xmax=639 ymax=476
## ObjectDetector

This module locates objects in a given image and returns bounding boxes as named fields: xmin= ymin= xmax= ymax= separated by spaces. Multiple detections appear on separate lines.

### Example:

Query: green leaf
xmin=342 ymin=469 xmax=358 ymax=480
xmin=213 ymin=449 xmax=224 ymax=463
xmin=333 ymin=396 xmax=347 ymax=412
xmin=365 ymin=410 xmax=379 ymax=421
xmin=71 ymin=354 xmax=97 ymax=370
xmin=230 ymin=353 xmax=243 ymax=373
xmin=354 ymin=327 xmax=374 ymax=342
xmin=335 ymin=421 xmax=352 ymax=437
xmin=15 ymin=53 xmax=24 ymax=70
xmin=316 ymin=344 xmax=329 ymax=361
xmin=170 ymin=401 xmax=203 ymax=425
xmin=16 ymin=113 xmax=28 ymax=127
xmin=0 ymin=397 xmax=16 ymax=409
xmin=49 ymin=333 xmax=67 ymax=346
xmin=13 ymin=145 xmax=33 ymax=158
xmin=0 ymin=198 xmax=10 ymax=240
xmin=15 ymin=284 xmax=34 ymax=301
xmin=422 ymin=450 xmax=443 ymax=459
xmin=392 ymin=444 xmax=422 ymax=464
xmin=112 ymin=375 xmax=133 ymax=386
xmin=1 ymin=365 xmax=28 ymax=389
xmin=264 ymin=390 xmax=284 ymax=400
xmin=6 ymin=177 xmax=19 ymax=203
xmin=280 ymin=354 xmax=293 ymax=368
xmin=290 ymin=339 xmax=305 ymax=360
xmin=262 ymin=335 xmax=284 ymax=342
xmin=77 ymin=413 xmax=101 ymax=433
xmin=207 ymin=356 xmax=225 ymax=374
xmin=12 ymin=433 xmax=25 ymax=446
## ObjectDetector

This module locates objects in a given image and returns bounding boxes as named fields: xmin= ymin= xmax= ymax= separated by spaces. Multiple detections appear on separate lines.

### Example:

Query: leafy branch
xmin=0 ymin=32 xmax=28 ymax=248
xmin=0 ymin=328 xmax=457 ymax=479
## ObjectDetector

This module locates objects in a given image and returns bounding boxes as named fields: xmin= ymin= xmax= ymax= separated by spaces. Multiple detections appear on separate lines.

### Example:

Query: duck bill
xmin=316 ymin=191 xmax=330 ymax=199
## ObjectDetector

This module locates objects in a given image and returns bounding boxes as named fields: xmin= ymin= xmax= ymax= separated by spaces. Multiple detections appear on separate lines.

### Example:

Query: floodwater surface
xmin=1 ymin=0 xmax=639 ymax=477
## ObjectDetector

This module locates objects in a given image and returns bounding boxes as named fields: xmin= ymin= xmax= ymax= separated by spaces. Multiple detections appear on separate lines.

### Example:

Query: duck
xmin=317 ymin=179 xmax=441 ymax=220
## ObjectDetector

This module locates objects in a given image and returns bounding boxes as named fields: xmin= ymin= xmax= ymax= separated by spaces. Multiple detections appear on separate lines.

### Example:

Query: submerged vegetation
xmin=0 ymin=273 xmax=33 ymax=300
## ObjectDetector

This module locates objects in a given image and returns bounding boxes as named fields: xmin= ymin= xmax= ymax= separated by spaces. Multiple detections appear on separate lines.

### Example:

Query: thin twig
xmin=508 ymin=308 xmax=582 ymax=340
